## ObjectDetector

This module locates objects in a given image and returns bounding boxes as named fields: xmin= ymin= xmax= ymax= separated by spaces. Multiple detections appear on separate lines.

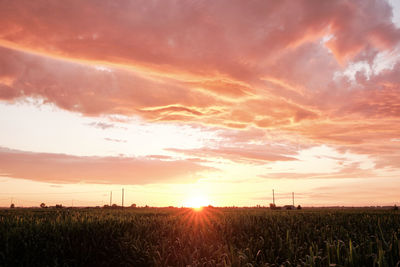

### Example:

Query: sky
xmin=1 ymin=0 xmax=400 ymax=207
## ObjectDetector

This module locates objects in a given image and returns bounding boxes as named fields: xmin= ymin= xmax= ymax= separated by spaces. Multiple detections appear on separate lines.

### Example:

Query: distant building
xmin=270 ymin=203 xmax=282 ymax=210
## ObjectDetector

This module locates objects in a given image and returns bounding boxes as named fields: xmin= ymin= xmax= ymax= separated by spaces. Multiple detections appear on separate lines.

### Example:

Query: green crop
xmin=0 ymin=208 xmax=399 ymax=266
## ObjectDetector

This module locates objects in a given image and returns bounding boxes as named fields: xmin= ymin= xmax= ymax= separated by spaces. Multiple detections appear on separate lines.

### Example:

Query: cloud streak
xmin=0 ymin=147 xmax=214 ymax=184
xmin=167 ymin=145 xmax=297 ymax=164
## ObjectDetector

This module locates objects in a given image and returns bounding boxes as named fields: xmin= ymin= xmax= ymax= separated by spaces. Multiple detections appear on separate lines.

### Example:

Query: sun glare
xmin=184 ymin=195 xmax=210 ymax=210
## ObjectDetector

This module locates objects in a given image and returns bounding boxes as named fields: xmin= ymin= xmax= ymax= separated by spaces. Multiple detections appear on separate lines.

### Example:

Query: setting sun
xmin=184 ymin=195 xmax=210 ymax=209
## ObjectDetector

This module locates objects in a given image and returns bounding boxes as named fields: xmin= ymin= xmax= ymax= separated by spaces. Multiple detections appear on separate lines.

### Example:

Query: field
xmin=0 ymin=207 xmax=399 ymax=266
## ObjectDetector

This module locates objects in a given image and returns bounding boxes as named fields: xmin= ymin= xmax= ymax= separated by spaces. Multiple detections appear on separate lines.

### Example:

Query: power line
xmin=0 ymin=187 xmax=307 ymax=207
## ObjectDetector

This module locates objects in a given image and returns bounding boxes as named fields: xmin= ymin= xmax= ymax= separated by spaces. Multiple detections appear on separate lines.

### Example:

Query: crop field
xmin=0 ymin=207 xmax=399 ymax=266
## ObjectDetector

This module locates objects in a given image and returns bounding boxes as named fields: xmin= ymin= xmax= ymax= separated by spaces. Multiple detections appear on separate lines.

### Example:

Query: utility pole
xmin=110 ymin=191 xmax=112 ymax=206
xmin=122 ymin=188 xmax=124 ymax=207
xmin=292 ymin=192 xmax=294 ymax=206
xmin=272 ymin=189 xmax=275 ymax=205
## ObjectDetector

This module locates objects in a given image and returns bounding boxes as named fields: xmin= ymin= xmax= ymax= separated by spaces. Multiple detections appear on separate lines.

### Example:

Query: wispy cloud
xmin=104 ymin=138 xmax=127 ymax=143
xmin=87 ymin=122 xmax=115 ymax=130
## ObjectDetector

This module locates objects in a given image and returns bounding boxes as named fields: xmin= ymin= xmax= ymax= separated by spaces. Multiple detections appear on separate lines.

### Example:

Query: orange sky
xmin=1 ymin=0 xmax=400 ymax=207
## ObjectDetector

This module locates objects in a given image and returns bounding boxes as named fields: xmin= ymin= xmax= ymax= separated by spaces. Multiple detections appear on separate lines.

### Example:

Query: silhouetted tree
xmin=394 ymin=205 xmax=399 ymax=211
xmin=40 ymin=203 xmax=47 ymax=208
xmin=10 ymin=203 xmax=15 ymax=209
xmin=297 ymin=205 xmax=302 ymax=210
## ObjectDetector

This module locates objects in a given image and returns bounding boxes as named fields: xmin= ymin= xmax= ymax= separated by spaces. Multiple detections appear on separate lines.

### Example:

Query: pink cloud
xmin=0 ymin=1 xmax=398 ymax=124
xmin=0 ymin=147 xmax=214 ymax=184
xmin=0 ymin=0 xmax=397 ymax=75
xmin=0 ymin=46 xmax=220 ymax=116
xmin=0 ymin=0 xmax=400 ymax=173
